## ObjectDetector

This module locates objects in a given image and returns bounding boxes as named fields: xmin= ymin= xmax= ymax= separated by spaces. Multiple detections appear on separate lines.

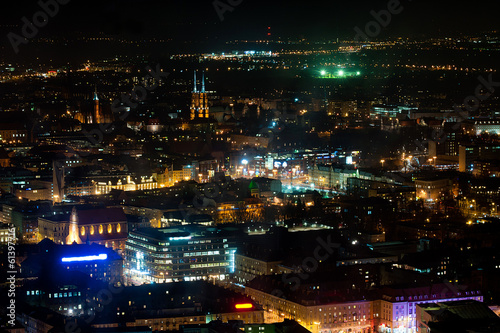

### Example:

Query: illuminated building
xmin=244 ymin=286 xmax=374 ymax=333
xmin=415 ymin=178 xmax=452 ymax=202
xmin=196 ymin=159 xmax=219 ymax=182
xmin=124 ymin=226 xmax=237 ymax=284
xmin=38 ymin=206 xmax=128 ymax=252
xmin=275 ymin=191 xmax=316 ymax=206
xmin=19 ymin=240 xmax=124 ymax=317
xmin=190 ymin=70 xmax=209 ymax=120
xmin=215 ymin=198 xmax=264 ymax=224
xmin=370 ymin=105 xmax=417 ymax=119
xmin=472 ymin=159 xmax=500 ymax=177
xmin=94 ymin=175 xmax=158 ymax=195
xmin=463 ymin=119 xmax=500 ymax=136
xmin=459 ymin=144 xmax=500 ymax=173
xmin=308 ymin=165 xmax=359 ymax=191
xmin=0 ymin=225 xmax=11 ymax=245
xmin=15 ymin=186 xmax=52 ymax=202
xmin=60 ymin=252 xmax=123 ymax=284
xmin=66 ymin=206 xmax=82 ymax=245
xmin=146 ymin=118 xmax=164 ymax=133
xmin=156 ymin=165 xmax=194 ymax=187
xmin=90 ymin=282 xmax=264 ymax=331
xmin=0 ymin=122 xmax=28 ymax=144
xmin=73 ymin=86 xmax=113 ymax=124
xmin=373 ymin=286 xmax=483 ymax=333
xmin=64 ymin=180 xmax=94 ymax=197
xmin=243 ymin=275 xmax=483 ymax=333
xmin=22 ymin=281 xmax=87 ymax=317
xmin=249 ymin=180 xmax=260 ymax=198
xmin=21 ymin=239 xmax=123 ymax=285
xmin=94 ymin=86 xmax=103 ymax=123
xmin=327 ymin=100 xmax=359 ymax=117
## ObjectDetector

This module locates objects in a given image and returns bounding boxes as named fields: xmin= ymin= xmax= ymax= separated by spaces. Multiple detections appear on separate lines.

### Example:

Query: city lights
xmin=1 ymin=3 xmax=497 ymax=333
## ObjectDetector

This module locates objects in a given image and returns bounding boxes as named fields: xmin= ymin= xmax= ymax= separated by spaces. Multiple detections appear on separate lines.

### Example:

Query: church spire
xmin=93 ymin=85 xmax=99 ymax=101
xmin=193 ymin=71 xmax=197 ymax=93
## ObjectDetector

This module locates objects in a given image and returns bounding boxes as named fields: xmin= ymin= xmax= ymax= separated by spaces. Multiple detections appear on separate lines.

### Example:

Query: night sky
xmin=1 ymin=0 xmax=499 ymax=42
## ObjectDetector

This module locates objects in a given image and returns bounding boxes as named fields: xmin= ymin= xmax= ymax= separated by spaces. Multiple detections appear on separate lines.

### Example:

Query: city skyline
xmin=2 ymin=1 xmax=500 ymax=333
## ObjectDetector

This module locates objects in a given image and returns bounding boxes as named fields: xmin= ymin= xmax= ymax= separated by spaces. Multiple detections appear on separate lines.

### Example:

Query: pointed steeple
xmin=93 ymin=85 xmax=99 ymax=101
xmin=201 ymin=71 xmax=206 ymax=93
xmin=193 ymin=71 xmax=197 ymax=93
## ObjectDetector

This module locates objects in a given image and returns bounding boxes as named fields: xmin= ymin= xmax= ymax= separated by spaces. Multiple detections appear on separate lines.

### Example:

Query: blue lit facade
xmin=124 ymin=227 xmax=237 ymax=284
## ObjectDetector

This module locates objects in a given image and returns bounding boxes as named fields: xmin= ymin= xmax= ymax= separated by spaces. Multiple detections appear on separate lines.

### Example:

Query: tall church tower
xmin=66 ymin=207 xmax=82 ymax=245
xmin=190 ymin=71 xmax=209 ymax=120
xmin=94 ymin=86 xmax=104 ymax=124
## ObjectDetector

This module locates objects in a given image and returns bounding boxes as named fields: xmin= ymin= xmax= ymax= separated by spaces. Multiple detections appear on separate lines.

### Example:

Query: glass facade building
xmin=125 ymin=226 xmax=237 ymax=284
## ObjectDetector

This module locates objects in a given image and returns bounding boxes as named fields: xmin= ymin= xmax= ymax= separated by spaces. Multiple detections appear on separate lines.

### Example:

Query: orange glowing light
xmin=235 ymin=303 xmax=253 ymax=309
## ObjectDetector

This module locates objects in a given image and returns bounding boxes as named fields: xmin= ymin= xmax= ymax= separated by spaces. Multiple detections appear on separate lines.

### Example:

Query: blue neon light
xmin=169 ymin=236 xmax=191 ymax=241
xmin=61 ymin=254 xmax=107 ymax=262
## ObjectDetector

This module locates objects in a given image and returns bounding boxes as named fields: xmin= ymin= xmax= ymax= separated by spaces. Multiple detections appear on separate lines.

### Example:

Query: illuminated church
xmin=38 ymin=207 xmax=128 ymax=253
xmin=190 ymin=71 xmax=209 ymax=120
xmin=74 ymin=86 xmax=113 ymax=124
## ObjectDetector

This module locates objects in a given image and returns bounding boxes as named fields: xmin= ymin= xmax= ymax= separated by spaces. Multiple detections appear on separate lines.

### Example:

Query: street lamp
xmin=380 ymin=159 xmax=385 ymax=168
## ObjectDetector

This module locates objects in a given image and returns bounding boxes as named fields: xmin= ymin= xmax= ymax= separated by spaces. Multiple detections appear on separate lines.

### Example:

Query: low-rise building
xmin=416 ymin=300 xmax=500 ymax=333
xmin=234 ymin=253 xmax=282 ymax=283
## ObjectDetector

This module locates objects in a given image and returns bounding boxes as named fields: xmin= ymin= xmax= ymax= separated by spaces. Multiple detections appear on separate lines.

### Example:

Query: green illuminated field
xmin=315 ymin=69 xmax=362 ymax=79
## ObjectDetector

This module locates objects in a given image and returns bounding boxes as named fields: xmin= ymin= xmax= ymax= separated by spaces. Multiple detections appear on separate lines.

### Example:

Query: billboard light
xmin=61 ymin=254 xmax=107 ymax=263
xmin=169 ymin=236 xmax=191 ymax=241
xmin=235 ymin=303 xmax=253 ymax=309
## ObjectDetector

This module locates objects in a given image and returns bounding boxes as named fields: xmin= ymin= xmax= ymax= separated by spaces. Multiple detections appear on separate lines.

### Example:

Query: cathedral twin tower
xmin=190 ymin=70 xmax=209 ymax=120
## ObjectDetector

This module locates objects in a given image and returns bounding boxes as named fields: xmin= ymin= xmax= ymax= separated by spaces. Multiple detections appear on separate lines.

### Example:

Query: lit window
xmin=107 ymin=224 xmax=112 ymax=234
xmin=90 ymin=226 xmax=95 ymax=235
xmin=116 ymin=224 xmax=121 ymax=233
xmin=99 ymin=225 xmax=103 ymax=234
xmin=81 ymin=226 xmax=85 ymax=236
